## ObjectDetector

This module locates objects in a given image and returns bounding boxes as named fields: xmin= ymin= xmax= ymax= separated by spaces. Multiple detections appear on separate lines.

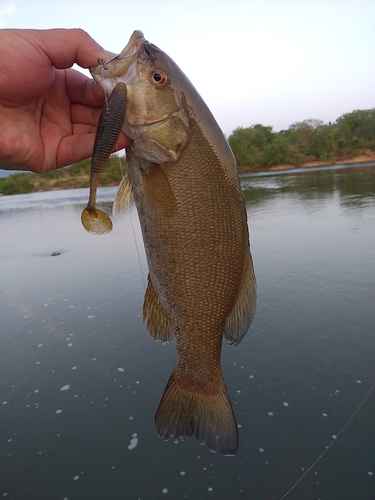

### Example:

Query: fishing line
xmin=98 ymin=61 xmax=109 ymax=108
xmin=129 ymin=209 xmax=146 ymax=290
xmin=118 ymin=154 xmax=124 ymax=177
xmin=279 ymin=377 xmax=375 ymax=500
xmin=120 ymin=156 xmax=146 ymax=288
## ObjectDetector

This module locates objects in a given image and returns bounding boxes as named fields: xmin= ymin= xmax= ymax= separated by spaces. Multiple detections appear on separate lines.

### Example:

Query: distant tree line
xmin=228 ymin=108 xmax=375 ymax=171
xmin=1 ymin=108 xmax=374 ymax=195
xmin=0 ymin=155 xmax=125 ymax=195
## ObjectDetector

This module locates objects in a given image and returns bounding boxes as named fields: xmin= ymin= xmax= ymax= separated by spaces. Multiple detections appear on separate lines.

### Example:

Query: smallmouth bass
xmin=82 ymin=31 xmax=257 ymax=455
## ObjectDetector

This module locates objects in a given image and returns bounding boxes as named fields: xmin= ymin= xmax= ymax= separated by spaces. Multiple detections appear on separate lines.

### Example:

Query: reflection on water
xmin=241 ymin=162 xmax=375 ymax=208
xmin=0 ymin=164 xmax=374 ymax=499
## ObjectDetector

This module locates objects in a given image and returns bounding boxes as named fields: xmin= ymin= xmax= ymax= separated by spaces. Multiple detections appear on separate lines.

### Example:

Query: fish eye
xmin=152 ymin=70 xmax=167 ymax=86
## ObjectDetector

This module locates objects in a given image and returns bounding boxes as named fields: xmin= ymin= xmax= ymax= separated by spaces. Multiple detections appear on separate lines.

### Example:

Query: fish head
xmin=90 ymin=31 xmax=191 ymax=163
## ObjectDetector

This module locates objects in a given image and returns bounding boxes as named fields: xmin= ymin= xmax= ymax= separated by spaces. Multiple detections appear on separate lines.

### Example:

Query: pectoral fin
xmin=112 ymin=173 xmax=134 ymax=218
xmin=143 ymin=275 xmax=174 ymax=343
xmin=142 ymin=163 xmax=177 ymax=216
xmin=224 ymin=248 xmax=257 ymax=345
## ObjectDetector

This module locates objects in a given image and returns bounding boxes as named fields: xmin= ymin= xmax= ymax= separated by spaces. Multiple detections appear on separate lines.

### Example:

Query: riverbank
xmin=266 ymin=151 xmax=375 ymax=171
xmin=0 ymin=156 xmax=125 ymax=196
xmin=2 ymin=151 xmax=375 ymax=196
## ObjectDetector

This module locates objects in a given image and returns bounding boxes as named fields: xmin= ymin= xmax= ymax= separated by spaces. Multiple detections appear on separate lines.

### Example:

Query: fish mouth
xmin=90 ymin=30 xmax=145 ymax=90
xmin=105 ymin=30 xmax=145 ymax=72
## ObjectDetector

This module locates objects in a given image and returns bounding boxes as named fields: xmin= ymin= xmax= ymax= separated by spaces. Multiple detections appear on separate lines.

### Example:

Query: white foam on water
xmin=60 ymin=385 xmax=70 ymax=391
xmin=259 ymin=448 xmax=264 ymax=453
xmin=368 ymin=471 xmax=373 ymax=476
xmin=322 ymin=413 xmax=328 ymax=417
xmin=67 ymin=343 xmax=73 ymax=347
xmin=87 ymin=315 xmax=95 ymax=319
xmin=162 ymin=488 xmax=168 ymax=494
xmin=2 ymin=401 xmax=7 ymax=405
xmin=72 ymin=367 xmax=77 ymax=370
xmin=117 ymin=368 xmax=125 ymax=372
xmin=55 ymin=409 xmax=62 ymax=414
xmin=127 ymin=433 xmax=138 ymax=450
xmin=283 ymin=402 xmax=289 ymax=407
xmin=179 ymin=471 xmax=186 ymax=476
xmin=268 ymin=412 xmax=274 ymax=416
xmin=73 ymin=476 xmax=79 ymax=481
xmin=356 ymin=380 xmax=362 ymax=384
xmin=208 ymin=487 xmax=213 ymax=492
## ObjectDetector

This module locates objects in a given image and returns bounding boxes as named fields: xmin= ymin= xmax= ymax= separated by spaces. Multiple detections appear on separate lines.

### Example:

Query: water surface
xmin=1 ymin=164 xmax=375 ymax=499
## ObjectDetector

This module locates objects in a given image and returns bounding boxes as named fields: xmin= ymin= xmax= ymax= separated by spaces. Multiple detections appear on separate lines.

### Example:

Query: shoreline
xmin=266 ymin=152 xmax=375 ymax=172
xmin=2 ymin=154 xmax=375 ymax=196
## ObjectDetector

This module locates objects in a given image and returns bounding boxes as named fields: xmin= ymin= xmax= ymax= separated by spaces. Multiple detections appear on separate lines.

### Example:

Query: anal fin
xmin=224 ymin=248 xmax=257 ymax=345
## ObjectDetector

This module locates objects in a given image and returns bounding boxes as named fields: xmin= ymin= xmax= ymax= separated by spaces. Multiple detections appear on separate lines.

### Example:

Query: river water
xmin=1 ymin=163 xmax=374 ymax=500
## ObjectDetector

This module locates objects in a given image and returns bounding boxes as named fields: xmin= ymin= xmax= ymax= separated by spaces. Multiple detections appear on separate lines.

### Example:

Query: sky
xmin=1 ymin=0 xmax=375 ymax=137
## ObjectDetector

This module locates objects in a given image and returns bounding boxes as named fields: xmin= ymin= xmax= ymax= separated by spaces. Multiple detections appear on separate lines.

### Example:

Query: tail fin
xmin=155 ymin=370 xmax=238 ymax=455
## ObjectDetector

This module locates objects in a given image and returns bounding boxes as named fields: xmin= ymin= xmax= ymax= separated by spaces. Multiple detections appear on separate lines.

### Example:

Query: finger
xmin=35 ymin=28 xmax=117 ymax=69
xmin=70 ymin=103 xmax=131 ymax=148
xmin=57 ymin=131 xmax=130 ymax=169
xmin=71 ymin=102 xmax=104 ymax=127
xmin=65 ymin=69 xmax=106 ymax=108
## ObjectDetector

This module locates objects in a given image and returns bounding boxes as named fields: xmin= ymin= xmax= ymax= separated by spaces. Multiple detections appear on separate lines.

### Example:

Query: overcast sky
xmin=1 ymin=0 xmax=374 ymax=136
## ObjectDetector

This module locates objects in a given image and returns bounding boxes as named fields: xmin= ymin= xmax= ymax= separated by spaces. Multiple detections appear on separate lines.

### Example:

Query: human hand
xmin=0 ymin=28 xmax=131 ymax=173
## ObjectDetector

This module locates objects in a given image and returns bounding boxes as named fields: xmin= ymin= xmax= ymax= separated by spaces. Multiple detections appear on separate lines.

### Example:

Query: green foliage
xmin=0 ymin=173 xmax=33 ymax=195
xmin=0 ymin=155 xmax=126 ymax=195
xmin=228 ymin=125 xmax=273 ymax=169
xmin=334 ymin=109 xmax=375 ymax=153
xmin=228 ymin=108 xmax=375 ymax=171
xmin=262 ymin=136 xmax=290 ymax=167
